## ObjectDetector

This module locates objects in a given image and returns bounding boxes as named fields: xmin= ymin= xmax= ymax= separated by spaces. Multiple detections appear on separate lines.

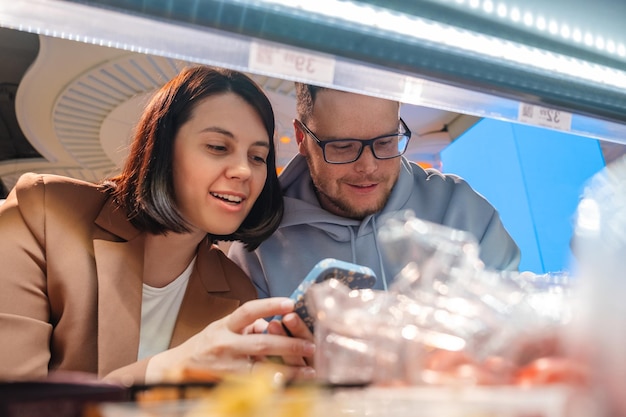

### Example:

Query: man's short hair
xmin=295 ymin=82 xmax=326 ymax=124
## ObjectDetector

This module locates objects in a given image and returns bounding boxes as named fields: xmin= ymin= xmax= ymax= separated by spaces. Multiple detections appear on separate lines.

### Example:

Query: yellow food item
xmin=186 ymin=364 xmax=319 ymax=417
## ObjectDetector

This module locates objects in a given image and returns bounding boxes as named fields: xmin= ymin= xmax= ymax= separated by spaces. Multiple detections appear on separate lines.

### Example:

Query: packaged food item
xmin=309 ymin=210 xmax=579 ymax=389
xmin=570 ymin=155 xmax=626 ymax=417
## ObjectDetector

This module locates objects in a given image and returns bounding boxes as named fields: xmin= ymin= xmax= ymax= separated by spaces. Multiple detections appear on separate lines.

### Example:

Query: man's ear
xmin=293 ymin=119 xmax=307 ymax=156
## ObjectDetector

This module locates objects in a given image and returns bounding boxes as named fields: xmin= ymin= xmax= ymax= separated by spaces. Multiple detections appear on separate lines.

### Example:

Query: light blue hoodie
xmin=229 ymin=154 xmax=520 ymax=297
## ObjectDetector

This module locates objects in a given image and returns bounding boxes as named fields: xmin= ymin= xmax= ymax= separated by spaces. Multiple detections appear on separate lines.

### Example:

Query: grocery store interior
xmin=1 ymin=0 xmax=626 ymax=414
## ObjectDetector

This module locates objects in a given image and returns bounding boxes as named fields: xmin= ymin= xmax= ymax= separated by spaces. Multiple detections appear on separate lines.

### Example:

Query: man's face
xmin=295 ymin=89 xmax=402 ymax=219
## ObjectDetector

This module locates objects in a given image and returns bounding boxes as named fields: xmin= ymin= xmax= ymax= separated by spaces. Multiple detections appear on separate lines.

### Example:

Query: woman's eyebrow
xmin=252 ymin=140 xmax=270 ymax=148
xmin=200 ymin=126 xmax=270 ymax=148
xmin=199 ymin=126 xmax=234 ymax=137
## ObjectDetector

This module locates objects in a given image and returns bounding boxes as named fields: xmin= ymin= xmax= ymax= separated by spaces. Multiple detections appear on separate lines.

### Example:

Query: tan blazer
xmin=0 ymin=173 xmax=257 ymax=383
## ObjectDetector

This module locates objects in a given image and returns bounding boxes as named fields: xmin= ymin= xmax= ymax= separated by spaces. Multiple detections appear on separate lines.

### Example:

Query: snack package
xmin=307 ymin=279 xmax=386 ymax=385
xmin=308 ymin=210 xmax=578 ymax=389
xmin=570 ymin=155 xmax=626 ymax=416
xmin=378 ymin=210 xmax=482 ymax=296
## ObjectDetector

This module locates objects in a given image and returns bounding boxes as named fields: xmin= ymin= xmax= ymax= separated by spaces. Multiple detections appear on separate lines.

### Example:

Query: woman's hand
xmin=146 ymin=298 xmax=315 ymax=383
xmin=265 ymin=312 xmax=315 ymax=368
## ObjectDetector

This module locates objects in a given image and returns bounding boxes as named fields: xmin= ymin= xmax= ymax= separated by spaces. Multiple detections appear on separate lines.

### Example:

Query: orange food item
xmin=514 ymin=357 xmax=589 ymax=386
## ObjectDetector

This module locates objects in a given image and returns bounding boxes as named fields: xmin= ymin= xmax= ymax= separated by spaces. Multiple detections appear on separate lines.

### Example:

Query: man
xmin=229 ymin=84 xmax=520 ymax=297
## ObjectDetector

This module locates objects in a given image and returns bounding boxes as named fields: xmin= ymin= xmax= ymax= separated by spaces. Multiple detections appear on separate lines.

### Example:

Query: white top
xmin=137 ymin=256 xmax=196 ymax=360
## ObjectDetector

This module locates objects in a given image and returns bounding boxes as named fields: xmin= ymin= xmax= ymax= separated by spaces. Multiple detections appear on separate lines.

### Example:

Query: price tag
xmin=249 ymin=41 xmax=335 ymax=84
xmin=518 ymin=103 xmax=572 ymax=131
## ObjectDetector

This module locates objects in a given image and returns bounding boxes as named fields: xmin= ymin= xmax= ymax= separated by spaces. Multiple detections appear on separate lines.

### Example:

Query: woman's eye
xmin=250 ymin=154 xmax=267 ymax=165
xmin=207 ymin=144 xmax=228 ymax=152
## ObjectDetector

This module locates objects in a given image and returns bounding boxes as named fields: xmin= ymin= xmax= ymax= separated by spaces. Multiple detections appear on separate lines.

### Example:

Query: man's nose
xmin=353 ymin=144 xmax=378 ymax=173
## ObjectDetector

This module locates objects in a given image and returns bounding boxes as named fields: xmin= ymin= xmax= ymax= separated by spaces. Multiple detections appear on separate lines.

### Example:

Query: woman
xmin=0 ymin=66 xmax=314 ymax=384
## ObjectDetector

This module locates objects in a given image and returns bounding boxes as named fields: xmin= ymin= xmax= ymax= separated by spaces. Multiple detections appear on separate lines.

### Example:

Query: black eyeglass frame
xmin=296 ymin=118 xmax=412 ymax=164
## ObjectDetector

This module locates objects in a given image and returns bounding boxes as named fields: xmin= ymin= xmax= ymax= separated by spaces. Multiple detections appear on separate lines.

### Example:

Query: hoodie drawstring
xmin=371 ymin=216 xmax=389 ymax=291
xmin=348 ymin=226 xmax=357 ymax=264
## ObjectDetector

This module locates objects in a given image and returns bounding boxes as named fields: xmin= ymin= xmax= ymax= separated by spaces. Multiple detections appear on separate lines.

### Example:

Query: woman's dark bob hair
xmin=106 ymin=65 xmax=283 ymax=251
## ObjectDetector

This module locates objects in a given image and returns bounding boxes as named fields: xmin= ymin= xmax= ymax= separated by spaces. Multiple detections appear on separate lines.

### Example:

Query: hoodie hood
xmin=278 ymin=153 xmax=415 ymax=242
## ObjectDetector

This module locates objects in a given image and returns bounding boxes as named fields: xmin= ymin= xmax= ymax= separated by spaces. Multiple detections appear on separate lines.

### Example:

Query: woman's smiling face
xmin=172 ymin=92 xmax=270 ymax=237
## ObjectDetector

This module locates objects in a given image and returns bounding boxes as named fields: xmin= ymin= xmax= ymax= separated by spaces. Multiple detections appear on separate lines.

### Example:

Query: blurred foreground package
xmin=570 ymin=155 xmax=626 ymax=417
xmin=310 ymin=210 xmax=576 ymax=388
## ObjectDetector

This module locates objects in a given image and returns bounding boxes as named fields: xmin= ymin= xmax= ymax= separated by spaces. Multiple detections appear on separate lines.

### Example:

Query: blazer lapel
xmin=93 ymin=201 xmax=146 ymax=378
xmin=169 ymin=241 xmax=241 ymax=347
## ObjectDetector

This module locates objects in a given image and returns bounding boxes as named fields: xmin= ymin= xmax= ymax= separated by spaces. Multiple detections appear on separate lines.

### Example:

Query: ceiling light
xmin=572 ymin=28 xmax=582 ymax=43
xmin=523 ymin=12 xmax=533 ymax=27
xmin=482 ymin=0 xmax=494 ymax=14
xmin=548 ymin=20 xmax=558 ymax=35
xmin=496 ymin=3 xmax=507 ymax=17
xmin=536 ymin=16 xmax=546 ymax=31
xmin=510 ymin=7 xmax=521 ymax=22
xmin=607 ymin=40 xmax=616 ymax=54
xmin=595 ymin=36 xmax=605 ymax=51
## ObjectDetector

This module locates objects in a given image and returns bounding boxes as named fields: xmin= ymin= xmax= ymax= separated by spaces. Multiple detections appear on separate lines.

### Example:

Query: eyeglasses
xmin=296 ymin=118 xmax=411 ymax=164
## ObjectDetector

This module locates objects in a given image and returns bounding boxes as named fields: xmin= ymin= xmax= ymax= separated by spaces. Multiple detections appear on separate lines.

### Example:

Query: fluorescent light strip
xmin=437 ymin=0 xmax=626 ymax=58
xmin=255 ymin=0 xmax=626 ymax=90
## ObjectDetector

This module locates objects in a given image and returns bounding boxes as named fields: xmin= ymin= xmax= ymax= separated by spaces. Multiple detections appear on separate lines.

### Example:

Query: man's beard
xmin=305 ymin=152 xmax=390 ymax=219
xmin=312 ymin=182 xmax=388 ymax=220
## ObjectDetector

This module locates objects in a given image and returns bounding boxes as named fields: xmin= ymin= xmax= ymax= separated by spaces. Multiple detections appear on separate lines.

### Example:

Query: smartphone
xmin=271 ymin=258 xmax=377 ymax=334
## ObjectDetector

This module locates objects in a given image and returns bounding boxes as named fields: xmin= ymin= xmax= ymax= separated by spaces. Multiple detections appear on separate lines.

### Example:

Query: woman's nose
xmin=226 ymin=156 xmax=252 ymax=180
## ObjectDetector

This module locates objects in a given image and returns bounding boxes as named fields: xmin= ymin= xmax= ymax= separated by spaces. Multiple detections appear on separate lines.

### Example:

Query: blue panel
xmin=439 ymin=119 xmax=540 ymax=271
xmin=509 ymin=123 xmax=605 ymax=271
xmin=440 ymin=118 xmax=604 ymax=273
